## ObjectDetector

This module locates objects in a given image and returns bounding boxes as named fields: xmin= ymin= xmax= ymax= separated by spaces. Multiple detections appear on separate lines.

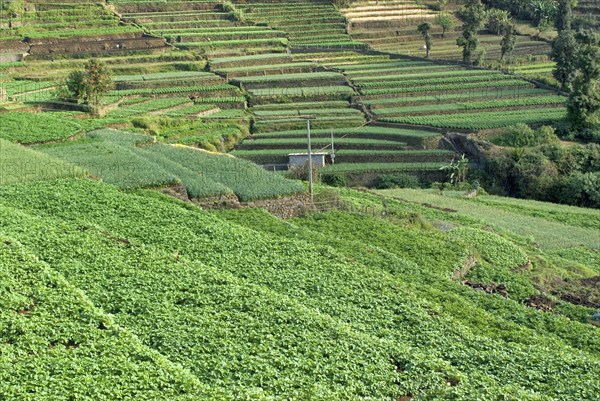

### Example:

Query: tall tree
xmin=567 ymin=30 xmax=600 ymax=134
xmin=1 ymin=0 xmax=23 ymax=16
xmin=417 ymin=22 xmax=433 ymax=58
xmin=64 ymin=59 xmax=113 ymax=109
xmin=457 ymin=0 xmax=486 ymax=64
xmin=552 ymin=0 xmax=578 ymax=90
xmin=437 ymin=0 xmax=449 ymax=11
xmin=555 ymin=0 xmax=573 ymax=32
xmin=487 ymin=8 xmax=511 ymax=35
xmin=500 ymin=23 xmax=517 ymax=60
xmin=553 ymin=29 xmax=578 ymax=90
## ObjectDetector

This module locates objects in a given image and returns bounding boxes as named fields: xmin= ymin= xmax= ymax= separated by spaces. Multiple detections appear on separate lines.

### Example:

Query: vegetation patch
xmin=0 ymin=112 xmax=83 ymax=144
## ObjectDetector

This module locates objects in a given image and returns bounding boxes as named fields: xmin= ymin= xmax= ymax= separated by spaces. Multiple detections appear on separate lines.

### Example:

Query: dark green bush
xmin=321 ymin=172 xmax=348 ymax=187
xmin=375 ymin=173 xmax=420 ymax=189
xmin=492 ymin=124 xmax=560 ymax=147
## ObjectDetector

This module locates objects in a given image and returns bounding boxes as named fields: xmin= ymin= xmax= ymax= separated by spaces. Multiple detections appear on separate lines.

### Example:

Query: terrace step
xmin=201 ymin=46 xmax=289 ymax=59
xmin=232 ymin=149 xmax=451 ymax=165
xmin=28 ymin=35 xmax=168 ymax=59
xmin=213 ymin=62 xmax=320 ymax=79
xmin=236 ymin=138 xmax=405 ymax=151
xmin=116 ymin=1 xmax=220 ymax=13
xmin=231 ymin=72 xmax=348 ymax=90
xmin=253 ymin=117 xmax=367 ymax=133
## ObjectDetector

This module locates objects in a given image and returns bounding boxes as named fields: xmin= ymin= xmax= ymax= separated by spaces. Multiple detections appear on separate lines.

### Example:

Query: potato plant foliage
xmin=0 ymin=179 xmax=598 ymax=400
xmin=0 ymin=237 xmax=219 ymax=400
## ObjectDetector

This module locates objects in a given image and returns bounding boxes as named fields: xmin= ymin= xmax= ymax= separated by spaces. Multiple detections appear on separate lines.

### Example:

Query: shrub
xmin=492 ymin=124 xmax=560 ymax=147
xmin=321 ymin=172 xmax=348 ymax=187
xmin=287 ymin=161 xmax=320 ymax=183
xmin=375 ymin=173 xmax=420 ymax=189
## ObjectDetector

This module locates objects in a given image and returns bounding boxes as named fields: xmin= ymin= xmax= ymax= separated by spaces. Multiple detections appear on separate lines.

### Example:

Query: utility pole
xmin=330 ymin=129 xmax=335 ymax=165
xmin=299 ymin=114 xmax=316 ymax=208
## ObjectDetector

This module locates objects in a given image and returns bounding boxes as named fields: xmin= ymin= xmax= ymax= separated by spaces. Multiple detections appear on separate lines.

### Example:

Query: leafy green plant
xmin=492 ymin=124 xmax=560 ymax=147
xmin=441 ymin=154 xmax=469 ymax=185
xmin=0 ymin=112 xmax=83 ymax=144
xmin=375 ymin=173 xmax=421 ymax=189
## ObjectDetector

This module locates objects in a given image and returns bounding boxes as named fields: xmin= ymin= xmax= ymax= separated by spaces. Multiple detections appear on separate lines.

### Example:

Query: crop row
xmin=349 ymin=69 xmax=501 ymax=82
xmin=40 ymin=129 xmax=304 ymax=201
xmin=112 ymin=85 xmax=237 ymax=96
xmin=322 ymin=162 xmax=446 ymax=173
xmin=108 ymin=98 xmax=192 ymax=118
xmin=363 ymin=88 xmax=550 ymax=106
xmin=356 ymin=73 xmax=511 ymax=89
xmin=193 ymin=96 xmax=246 ymax=104
xmin=0 ymin=237 xmax=212 ymax=400
xmin=2 ymin=81 xmax=56 ymax=96
xmin=233 ymin=72 xmax=343 ymax=84
xmin=177 ymin=38 xmax=288 ymax=48
xmin=374 ymin=95 xmax=566 ymax=115
xmin=250 ymin=86 xmax=354 ymax=97
xmin=345 ymin=65 xmax=463 ymax=79
xmin=0 ymin=112 xmax=83 ymax=144
xmin=253 ymin=108 xmax=362 ymax=118
xmin=114 ymin=71 xmax=216 ymax=82
xmin=0 ymin=139 xmax=86 ymax=184
xmin=360 ymin=80 xmax=533 ymax=96
xmin=340 ymin=61 xmax=433 ymax=71
xmin=382 ymin=108 xmax=567 ymax=129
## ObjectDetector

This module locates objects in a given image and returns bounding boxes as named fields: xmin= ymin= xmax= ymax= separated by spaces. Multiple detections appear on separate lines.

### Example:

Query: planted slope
xmin=0 ymin=112 xmax=83 ymax=144
xmin=0 ymin=237 xmax=220 ymax=400
xmin=0 ymin=179 xmax=598 ymax=400
xmin=0 ymin=139 xmax=86 ymax=184
xmin=40 ymin=129 xmax=304 ymax=201
xmin=378 ymin=188 xmax=600 ymax=250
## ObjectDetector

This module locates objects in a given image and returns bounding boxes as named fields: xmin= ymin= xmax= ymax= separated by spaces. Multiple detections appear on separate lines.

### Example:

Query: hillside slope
xmin=0 ymin=178 xmax=599 ymax=399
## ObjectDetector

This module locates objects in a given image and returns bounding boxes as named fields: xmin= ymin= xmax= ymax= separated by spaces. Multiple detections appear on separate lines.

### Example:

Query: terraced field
xmin=109 ymin=69 xmax=246 ymax=109
xmin=37 ymin=129 xmax=304 ymax=201
xmin=222 ymin=48 xmax=565 ymax=177
xmin=341 ymin=0 xmax=445 ymax=54
xmin=341 ymin=0 xmax=552 ymax=62
xmin=575 ymin=0 xmax=600 ymax=29
xmin=325 ymin=53 xmax=567 ymax=130
xmin=112 ymin=0 xmax=289 ymax=57
xmin=0 ymin=0 xmax=573 ymax=182
xmin=233 ymin=0 xmax=364 ymax=50
xmin=1 ymin=2 xmax=600 ymax=399
xmin=216 ymin=50 xmax=451 ymax=176
xmin=2 ymin=177 xmax=599 ymax=399
xmin=0 ymin=0 xmax=167 ymax=60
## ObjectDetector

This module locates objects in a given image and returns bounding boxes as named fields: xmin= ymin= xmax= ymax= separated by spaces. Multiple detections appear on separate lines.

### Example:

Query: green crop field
xmin=377 ymin=188 xmax=600 ymax=250
xmin=0 ymin=236 xmax=217 ymax=400
xmin=0 ymin=112 xmax=84 ymax=144
xmin=1 ymin=0 xmax=599 ymax=398
xmin=1 ymin=179 xmax=598 ymax=399
xmin=0 ymin=139 xmax=86 ymax=184
xmin=38 ymin=129 xmax=304 ymax=201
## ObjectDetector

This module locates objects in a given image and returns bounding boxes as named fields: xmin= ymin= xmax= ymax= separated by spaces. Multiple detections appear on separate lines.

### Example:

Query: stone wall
xmin=193 ymin=192 xmax=311 ymax=219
